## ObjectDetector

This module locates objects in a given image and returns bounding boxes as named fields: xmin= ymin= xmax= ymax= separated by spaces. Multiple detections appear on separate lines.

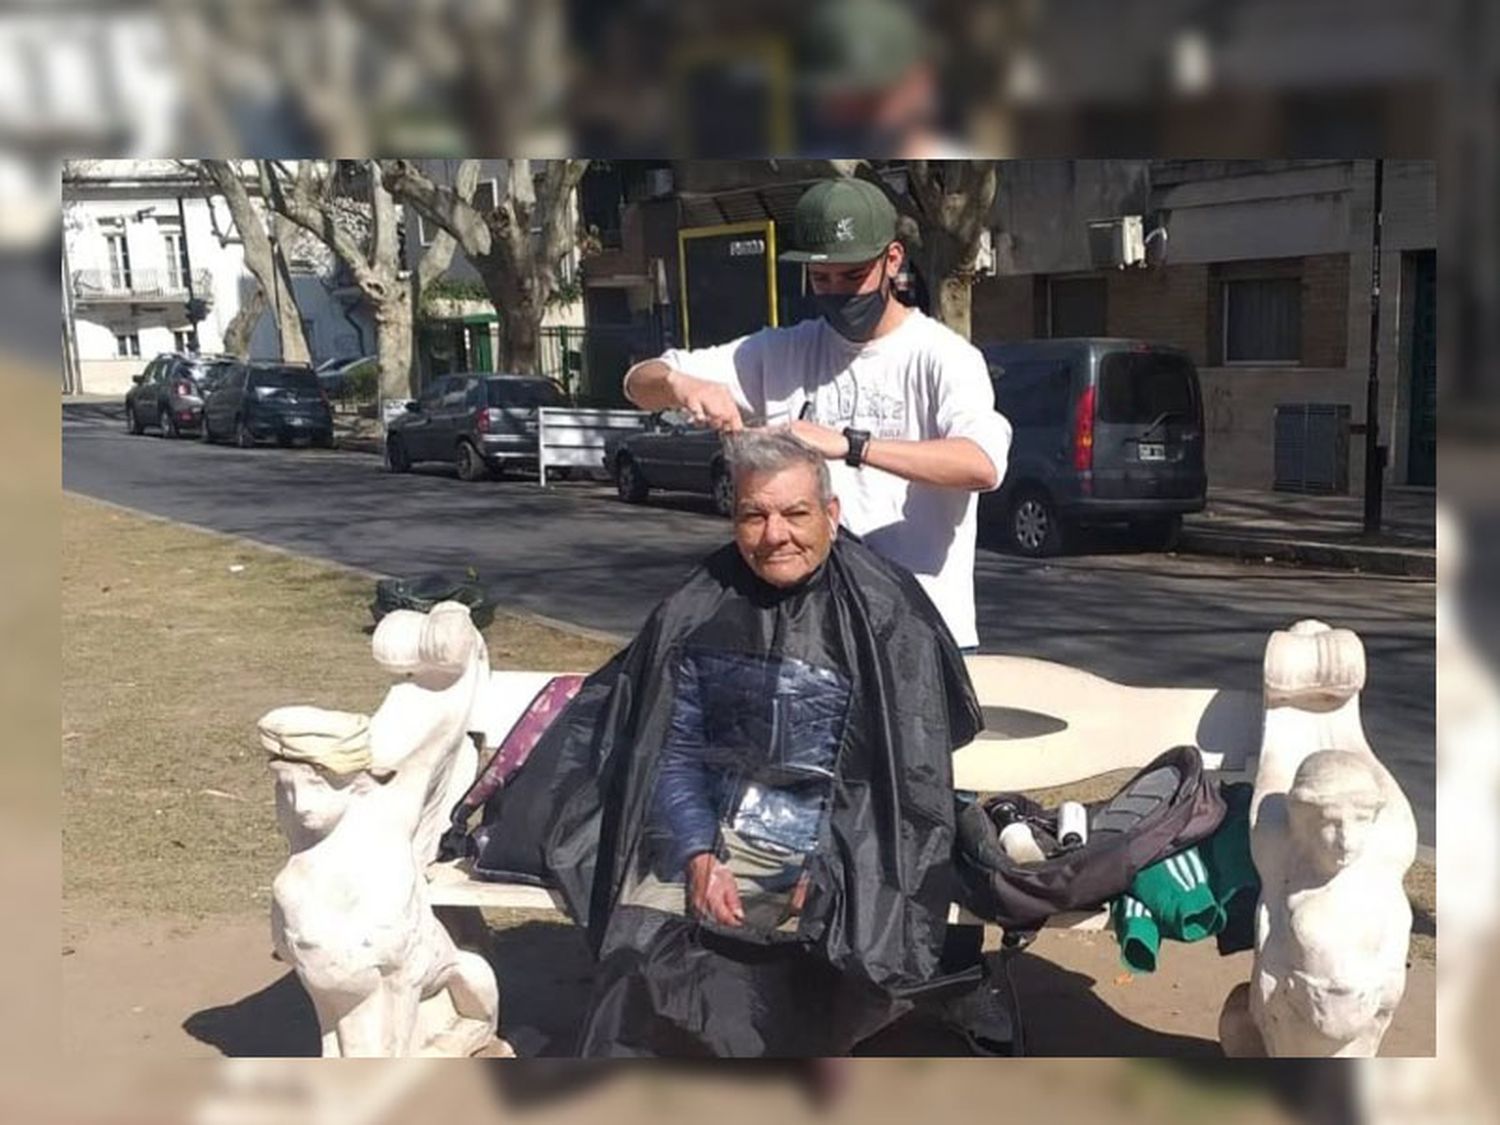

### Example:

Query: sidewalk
xmin=1180 ymin=486 xmax=1435 ymax=578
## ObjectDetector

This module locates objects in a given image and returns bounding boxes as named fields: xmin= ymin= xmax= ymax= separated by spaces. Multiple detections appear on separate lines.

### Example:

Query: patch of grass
xmin=62 ymin=495 xmax=620 ymax=918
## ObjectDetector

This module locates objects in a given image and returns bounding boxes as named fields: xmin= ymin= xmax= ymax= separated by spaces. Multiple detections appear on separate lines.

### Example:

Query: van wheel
xmin=1009 ymin=489 xmax=1064 ymax=557
xmin=1136 ymin=514 xmax=1183 ymax=552
xmin=159 ymin=406 xmax=179 ymax=439
xmin=384 ymin=434 xmax=412 ymax=473
xmin=710 ymin=462 xmax=734 ymax=517
xmin=456 ymin=440 xmax=491 ymax=481
xmin=615 ymin=456 xmax=648 ymax=503
xmin=235 ymin=418 xmax=256 ymax=449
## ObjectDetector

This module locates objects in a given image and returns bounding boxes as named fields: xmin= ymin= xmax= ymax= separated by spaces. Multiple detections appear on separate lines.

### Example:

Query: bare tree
xmin=259 ymin=160 xmax=468 ymax=401
xmin=829 ymin=160 xmax=999 ymax=341
xmin=197 ymin=160 xmax=311 ymax=362
xmin=379 ymin=159 xmax=589 ymax=373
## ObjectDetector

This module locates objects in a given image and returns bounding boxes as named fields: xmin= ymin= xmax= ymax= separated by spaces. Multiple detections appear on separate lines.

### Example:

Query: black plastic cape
xmin=476 ymin=536 xmax=982 ymax=1056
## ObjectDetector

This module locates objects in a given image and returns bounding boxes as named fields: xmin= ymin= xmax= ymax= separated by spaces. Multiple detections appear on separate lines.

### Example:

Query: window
xmin=990 ymin=359 xmax=1073 ymax=428
xmin=248 ymin=366 xmax=319 ymax=393
xmin=1098 ymin=351 xmax=1197 ymax=424
xmin=473 ymin=180 xmax=498 ymax=214
xmin=106 ymin=233 xmax=132 ymax=290
xmin=1221 ymin=276 xmax=1301 ymax=364
xmin=487 ymin=379 xmax=566 ymax=409
xmin=173 ymin=328 xmax=196 ymax=353
xmin=441 ymin=378 xmax=472 ymax=409
xmin=115 ymin=331 xmax=140 ymax=358
xmin=163 ymin=229 xmax=187 ymax=290
xmin=419 ymin=377 xmax=450 ymax=407
xmin=1047 ymin=277 xmax=1107 ymax=337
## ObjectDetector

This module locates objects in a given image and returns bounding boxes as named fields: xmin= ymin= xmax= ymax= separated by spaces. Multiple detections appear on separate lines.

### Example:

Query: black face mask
xmin=813 ymin=271 xmax=891 ymax=343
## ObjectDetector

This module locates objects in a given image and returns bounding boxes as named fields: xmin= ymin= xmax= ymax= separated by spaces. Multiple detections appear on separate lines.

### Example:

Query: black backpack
xmin=953 ymin=745 xmax=1227 ymax=932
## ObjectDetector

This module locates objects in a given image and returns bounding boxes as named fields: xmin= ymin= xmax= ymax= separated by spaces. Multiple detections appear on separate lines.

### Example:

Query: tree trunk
xmin=268 ymin=217 xmax=312 ymax=364
xmin=935 ymin=272 xmax=973 ymax=340
xmin=498 ymin=303 xmax=541 ymax=374
xmin=222 ymin=284 xmax=267 ymax=358
xmin=372 ymin=292 xmax=415 ymax=402
xmin=200 ymin=161 xmax=311 ymax=363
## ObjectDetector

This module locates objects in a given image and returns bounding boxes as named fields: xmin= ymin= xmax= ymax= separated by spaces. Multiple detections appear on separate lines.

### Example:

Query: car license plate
xmin=1138 ymin=442 xmax=1165 ymax=462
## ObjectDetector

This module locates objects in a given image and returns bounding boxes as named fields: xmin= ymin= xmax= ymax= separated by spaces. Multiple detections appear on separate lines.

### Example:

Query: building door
xmin=1406 ymin=250 xmax=1436 ymax=486
xmin=466 ymin=323 xmax=492 ymax=372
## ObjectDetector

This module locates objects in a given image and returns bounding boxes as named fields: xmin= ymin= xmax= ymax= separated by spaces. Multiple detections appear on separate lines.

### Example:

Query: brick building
xmin=972 ymin=160 xmax=1436 ymax=492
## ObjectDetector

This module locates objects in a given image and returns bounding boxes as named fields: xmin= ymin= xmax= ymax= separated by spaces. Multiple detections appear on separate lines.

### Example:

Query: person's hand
xmin=667 ymin=371 xmax=744 ymax=432
xmin=786 ymin=419 xmax=850 ymax=460
xmin=686 ymin=852 xmax=745 ymax=926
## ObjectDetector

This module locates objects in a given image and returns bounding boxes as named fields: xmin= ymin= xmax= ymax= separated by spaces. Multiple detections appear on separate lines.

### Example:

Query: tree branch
xmin=379 ymin=159 xmax=493 ymax=259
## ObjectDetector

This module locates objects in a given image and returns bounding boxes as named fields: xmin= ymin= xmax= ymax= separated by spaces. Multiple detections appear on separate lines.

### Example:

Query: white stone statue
xmin=1220 ymin=619 xmax=1417 ymax=1058
xmin=260 ymin=601 xmax=503 ymax=1057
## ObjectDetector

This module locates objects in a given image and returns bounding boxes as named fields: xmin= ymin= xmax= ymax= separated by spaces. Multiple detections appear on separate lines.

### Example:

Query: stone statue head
xmin=259 ymin=705 xmax=392 ymax=840
xmin=1287 ymin=749 xmax=1386 ymax=877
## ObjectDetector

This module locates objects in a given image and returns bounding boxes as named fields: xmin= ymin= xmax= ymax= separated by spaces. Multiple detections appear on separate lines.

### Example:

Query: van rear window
xmin=487 ymin=380 xmax=566 ymax=408
xmin=1098 ymin=353 xmax=1196 ymax=425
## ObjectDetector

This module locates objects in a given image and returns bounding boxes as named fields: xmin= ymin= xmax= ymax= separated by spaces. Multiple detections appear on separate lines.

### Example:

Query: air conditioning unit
xmin=644 ymin=168 xmax=675 ymax=199
xmin=1086 ymin=215 xmax=1146 ymax=269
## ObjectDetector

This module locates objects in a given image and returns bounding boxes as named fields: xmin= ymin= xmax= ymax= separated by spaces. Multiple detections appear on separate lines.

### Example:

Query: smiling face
xmin=733 ymin=464 xmax=840 ymax=589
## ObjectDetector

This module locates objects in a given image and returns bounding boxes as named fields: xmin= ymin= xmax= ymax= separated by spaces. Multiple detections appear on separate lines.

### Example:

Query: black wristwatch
xmin=843 ymin=427 xmax=871 ymax=468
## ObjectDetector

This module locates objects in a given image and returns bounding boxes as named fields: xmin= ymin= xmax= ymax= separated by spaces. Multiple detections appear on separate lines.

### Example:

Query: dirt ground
xmin=60 ymin=494 xmax=1436 ymax=1065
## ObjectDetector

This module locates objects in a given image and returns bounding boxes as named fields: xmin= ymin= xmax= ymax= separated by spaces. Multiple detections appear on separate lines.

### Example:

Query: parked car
xmin=201 ymin=362 xmax=334 ymax=448
xmin=604 ymin=409 xmax=733 ymax=516
xmin=977 ymin=338 xmax=1207 ymax=556
xmin=125 ymin=353 xmax=236 ymax=438
xmin=383 ymin=373 xmax=568 ymax=480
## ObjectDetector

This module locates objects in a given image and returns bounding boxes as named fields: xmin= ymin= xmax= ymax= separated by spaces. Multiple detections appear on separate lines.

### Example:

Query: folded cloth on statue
xmin=258 ymin=705 xmax=383 ymax=778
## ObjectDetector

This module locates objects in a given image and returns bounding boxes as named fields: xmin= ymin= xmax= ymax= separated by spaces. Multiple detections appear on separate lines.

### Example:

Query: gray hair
xmin=723 ymin=428 xmax=834 ymax=507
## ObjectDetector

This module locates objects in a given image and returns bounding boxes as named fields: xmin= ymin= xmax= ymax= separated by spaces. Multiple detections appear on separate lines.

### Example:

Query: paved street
xmin=63 ymin=402 xmax=1436 ymax=842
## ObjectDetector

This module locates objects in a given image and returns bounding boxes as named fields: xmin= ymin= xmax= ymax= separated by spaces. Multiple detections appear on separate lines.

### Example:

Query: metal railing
xmin=71 ymin=269 xmax=214 ymax=303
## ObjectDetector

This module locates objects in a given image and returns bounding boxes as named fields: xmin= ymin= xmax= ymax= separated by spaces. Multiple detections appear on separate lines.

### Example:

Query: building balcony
xmin=71 ymin=269 xmax=214 ymax=306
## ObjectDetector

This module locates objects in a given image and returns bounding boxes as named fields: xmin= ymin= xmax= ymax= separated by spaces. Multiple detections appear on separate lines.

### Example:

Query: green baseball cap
xmin=780 ymin=178 xmax=898 ymax=264
xmin=797 ymin=0 xmax=930 ymax=93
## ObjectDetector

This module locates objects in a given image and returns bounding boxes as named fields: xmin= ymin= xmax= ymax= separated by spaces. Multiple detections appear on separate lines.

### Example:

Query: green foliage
xmin=346 ymin=360 xmax=378 ymax=402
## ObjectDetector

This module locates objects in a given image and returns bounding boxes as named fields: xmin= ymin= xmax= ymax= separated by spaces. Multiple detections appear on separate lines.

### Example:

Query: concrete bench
xmin=425 ymin=654 xmax=1257 ymax=931
xmin=261 ymin=611 xmax=1414 ymax=1059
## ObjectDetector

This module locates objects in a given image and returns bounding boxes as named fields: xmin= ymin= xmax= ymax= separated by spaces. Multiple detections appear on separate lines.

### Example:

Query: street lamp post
xmin=1362 ymin=159 xmax=1386 ymax=536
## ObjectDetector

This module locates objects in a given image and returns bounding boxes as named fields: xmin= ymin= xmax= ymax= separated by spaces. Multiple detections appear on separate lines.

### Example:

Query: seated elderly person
xmin=474 ymin=429 xmax=984 ymax=1057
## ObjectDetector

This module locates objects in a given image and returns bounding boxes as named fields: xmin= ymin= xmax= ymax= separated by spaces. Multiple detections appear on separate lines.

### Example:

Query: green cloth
xmin=1109 ymin=784 xmax=1259 ymax=973
xmin=1112 ymin=894 xmax=1162 ymax=973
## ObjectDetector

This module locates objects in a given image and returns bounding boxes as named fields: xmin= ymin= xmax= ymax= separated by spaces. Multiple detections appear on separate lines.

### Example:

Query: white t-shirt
xmin=656 ymin=310 xmax=1012 ymax=648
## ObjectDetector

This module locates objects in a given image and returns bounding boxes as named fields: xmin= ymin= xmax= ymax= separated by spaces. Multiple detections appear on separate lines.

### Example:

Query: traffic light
xmin=184 ymin=297 xmax=208 ymax=323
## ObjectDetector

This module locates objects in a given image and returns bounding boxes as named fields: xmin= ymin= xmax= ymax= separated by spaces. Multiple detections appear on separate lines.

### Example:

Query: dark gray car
xmin=978 ymin=339 xmax=1207 ymax=556
xmin=384 ymin=373 xmax=567 ymax=480
xmin=201 ymin=362 xmax=334 ymax=448
xmin=604 ymin=409 xmax=733 ymax=516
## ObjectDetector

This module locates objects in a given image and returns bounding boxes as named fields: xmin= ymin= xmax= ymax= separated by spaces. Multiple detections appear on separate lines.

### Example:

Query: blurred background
xmin=6 ymin=2 xmax=1494 ymax=1122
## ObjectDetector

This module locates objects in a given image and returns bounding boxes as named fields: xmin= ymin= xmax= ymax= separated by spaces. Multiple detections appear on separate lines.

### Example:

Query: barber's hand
xmin=668 ymin=371 xmax=744 ymax=433
xmin=687 ymin=852 xmax=745 ymax=927
xmin=786 ymin=420 xmax=851 ymax=461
